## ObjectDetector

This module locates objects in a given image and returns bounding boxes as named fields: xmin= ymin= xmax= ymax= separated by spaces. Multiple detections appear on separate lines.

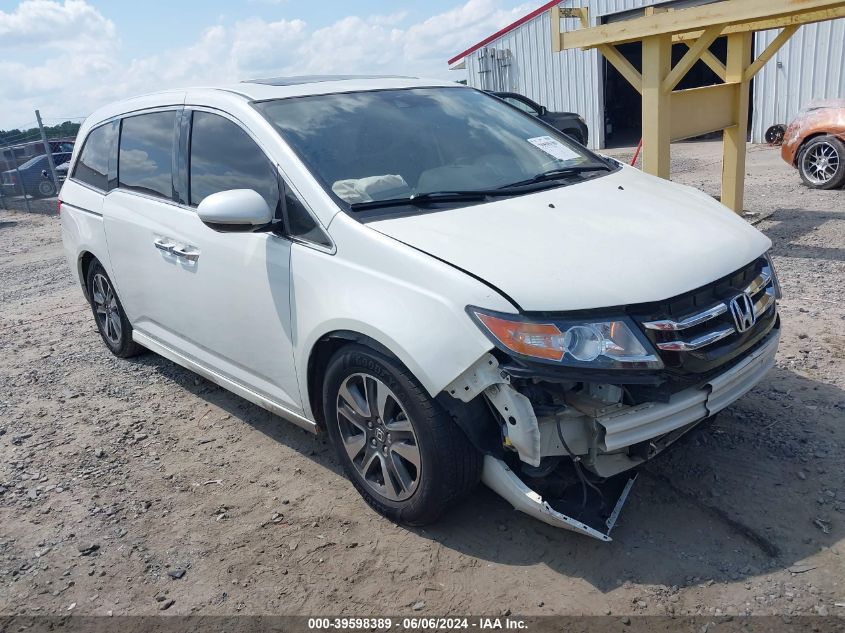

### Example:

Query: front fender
xmin=290 ymin=213 xmax=516 ymax=420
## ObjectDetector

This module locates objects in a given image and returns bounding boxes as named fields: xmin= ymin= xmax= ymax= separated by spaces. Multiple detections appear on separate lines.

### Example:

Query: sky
xmin=0 ymin=0 xmax=534 ymax=130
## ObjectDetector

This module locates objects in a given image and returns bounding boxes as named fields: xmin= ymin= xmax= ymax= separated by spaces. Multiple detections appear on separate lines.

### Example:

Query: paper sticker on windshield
xmin=527 ymin=136 xmax=580 ymax=161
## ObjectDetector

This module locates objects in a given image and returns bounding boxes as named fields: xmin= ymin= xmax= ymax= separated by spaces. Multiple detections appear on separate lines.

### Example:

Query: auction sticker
xmin=527 ymin=136 xmax=580 ymax=161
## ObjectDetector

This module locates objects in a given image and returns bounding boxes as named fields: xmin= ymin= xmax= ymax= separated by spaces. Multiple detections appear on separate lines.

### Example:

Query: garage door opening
xmin=602 ymin=37 xmax=750 ymax=148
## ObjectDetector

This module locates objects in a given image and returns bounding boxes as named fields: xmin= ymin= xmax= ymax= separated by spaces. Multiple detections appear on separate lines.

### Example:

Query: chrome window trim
xmin=61 ymin=201 xmax=102 ymax=217
xmin=66 ymin=177 xmax=108 ymax=196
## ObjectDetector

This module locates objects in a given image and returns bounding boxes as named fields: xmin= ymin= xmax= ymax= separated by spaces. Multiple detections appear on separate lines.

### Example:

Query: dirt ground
xmin=0 ymin=141 xmax=843 ymax=618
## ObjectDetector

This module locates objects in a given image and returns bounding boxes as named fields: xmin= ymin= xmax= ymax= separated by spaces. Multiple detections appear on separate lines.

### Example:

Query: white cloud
xmin=0 ymin=0 xmax=532 ymax=128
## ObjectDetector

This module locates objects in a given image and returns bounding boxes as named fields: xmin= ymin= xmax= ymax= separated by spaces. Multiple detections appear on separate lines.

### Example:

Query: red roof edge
xmin=447 ymin=0 xmax=561 ymax=66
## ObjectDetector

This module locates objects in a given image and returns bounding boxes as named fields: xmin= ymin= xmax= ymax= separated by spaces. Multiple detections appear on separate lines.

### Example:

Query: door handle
xmin=153 ymin=238 xmax=175 ymax=253
xmin=172 ymin=245 xmax=200 ymax=262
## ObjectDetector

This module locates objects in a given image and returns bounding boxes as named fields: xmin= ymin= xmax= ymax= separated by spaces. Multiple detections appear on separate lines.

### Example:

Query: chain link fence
xmin=0 ymin=113 xmax=82 ymax=213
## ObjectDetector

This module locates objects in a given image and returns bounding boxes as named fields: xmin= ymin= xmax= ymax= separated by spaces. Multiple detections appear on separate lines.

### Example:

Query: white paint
xmin=370 ymin=164 xmax=771 ymax=312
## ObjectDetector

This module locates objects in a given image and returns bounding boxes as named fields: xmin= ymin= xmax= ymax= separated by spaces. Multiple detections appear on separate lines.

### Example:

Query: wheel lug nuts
xmin=370 ymin=439 xmax=376 ymax=447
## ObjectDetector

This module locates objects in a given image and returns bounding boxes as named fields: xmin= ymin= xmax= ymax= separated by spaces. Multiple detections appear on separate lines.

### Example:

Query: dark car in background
xmin=1 ymin=152 xmax=71 ymax=198
xmin=488 ymin=91 xmax=589 ymax=146
xmin=0 ymin=139 xmax=75 ymax=170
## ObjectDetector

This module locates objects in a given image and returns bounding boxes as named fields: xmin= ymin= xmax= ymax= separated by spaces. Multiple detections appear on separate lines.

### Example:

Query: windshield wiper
xmin=500 ymin=165 xmax=611 ymax=189
xmin=350 ymin=190 xmax=507 ymax=211
xmin=349 ymin=166 xmax=614 ymax=211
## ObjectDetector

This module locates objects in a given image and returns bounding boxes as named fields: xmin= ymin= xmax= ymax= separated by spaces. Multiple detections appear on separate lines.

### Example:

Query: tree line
xmin=0 ymin=120 xmax=81 ymax=146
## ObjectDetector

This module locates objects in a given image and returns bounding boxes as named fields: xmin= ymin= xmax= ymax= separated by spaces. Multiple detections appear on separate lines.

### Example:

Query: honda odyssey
xmin=60 ymin=76 xmax=780 ymax=540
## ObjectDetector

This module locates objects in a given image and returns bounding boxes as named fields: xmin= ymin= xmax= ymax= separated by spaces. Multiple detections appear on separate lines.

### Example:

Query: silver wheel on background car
xmin=92 ymin=272 xmax=122 ymax=346
xmin=335 ymin=372 xmax=421 ymax=502
xmin=801 ymin=140 xmax=840 ymax=186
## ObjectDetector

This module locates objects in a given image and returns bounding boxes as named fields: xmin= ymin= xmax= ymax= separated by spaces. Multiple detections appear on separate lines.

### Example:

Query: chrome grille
xmin=642 ymin=261 xmax=777 ymax=352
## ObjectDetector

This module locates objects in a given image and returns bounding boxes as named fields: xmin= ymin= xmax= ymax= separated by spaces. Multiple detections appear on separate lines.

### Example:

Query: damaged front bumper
xmin=481 ymin=456 xmax=636 ymax=541
xmin=446 ymin=329 xmax=780 ymax=540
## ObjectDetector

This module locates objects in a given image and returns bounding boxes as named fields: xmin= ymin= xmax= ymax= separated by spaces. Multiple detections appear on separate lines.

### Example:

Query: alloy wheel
xmin=335 ymin=373 xmax=421 ymax=502
xmin=801 ymin=141 xmax=840 ymax=186
xmin=92 ymin=272 xmax=122 ymax=346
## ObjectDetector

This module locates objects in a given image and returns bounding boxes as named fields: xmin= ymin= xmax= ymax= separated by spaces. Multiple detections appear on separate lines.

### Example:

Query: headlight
xmin=469 ymin=307 xmax=663 ymax=369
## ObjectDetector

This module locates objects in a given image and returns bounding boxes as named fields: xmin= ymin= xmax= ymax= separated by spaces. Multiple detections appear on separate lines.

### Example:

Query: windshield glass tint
xmin=255 ymin=88 xmax=600 ymax=205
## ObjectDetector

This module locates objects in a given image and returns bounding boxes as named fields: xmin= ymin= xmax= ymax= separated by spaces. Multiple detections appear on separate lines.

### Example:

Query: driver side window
xmin=188 ymin=110 xmax=330 ymax=247
xmin=505 ymin=97 xmax=538 ymax=116
xmin=189 ymin=111 xmax=280 ymax=211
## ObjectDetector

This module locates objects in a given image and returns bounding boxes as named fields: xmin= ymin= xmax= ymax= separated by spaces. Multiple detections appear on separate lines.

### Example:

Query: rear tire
xmin=86 ymin=262 xmax=144 ymax=358
xmin=798 ymin=135 xmax=845 ymax=189
xmin=323 ymin=344 xmax=481 ymax=526
xmin=36 ymin=180 xmax=56 ymax=197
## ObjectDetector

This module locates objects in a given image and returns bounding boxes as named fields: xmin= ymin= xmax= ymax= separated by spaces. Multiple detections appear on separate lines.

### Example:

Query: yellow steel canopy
xmin=551 ymin=0 xmax=845 ymax=213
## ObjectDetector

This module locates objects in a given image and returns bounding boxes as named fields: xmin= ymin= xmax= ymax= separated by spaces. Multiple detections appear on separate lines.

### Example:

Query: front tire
xmin=798 ymin=135 xmax=845 ymax=189
xmin=323 ymin=344 xmax=481 ymax=526
xmin=86 ymin=262 xmax=144 ymax=358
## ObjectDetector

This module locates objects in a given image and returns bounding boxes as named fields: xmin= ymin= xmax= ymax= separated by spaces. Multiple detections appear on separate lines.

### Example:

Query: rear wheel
xmin=86 ymin=262 xmax=144 ymax=358
xmin=36 ymin=180 xmax=56 ymax=197
xmin=798 ymin=135 xmax=845 ymax=189
xmin=323 ymin=344 xmax=481 ymax=526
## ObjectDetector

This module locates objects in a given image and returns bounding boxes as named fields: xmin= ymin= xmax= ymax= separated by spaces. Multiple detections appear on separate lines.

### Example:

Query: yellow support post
xmin=641 ymin=34 xmax=672 ymax=179
xmin=553 ymin=0 xmax=845 ymax=215
xmin=721 ymin=31 xmax=753 ymax=213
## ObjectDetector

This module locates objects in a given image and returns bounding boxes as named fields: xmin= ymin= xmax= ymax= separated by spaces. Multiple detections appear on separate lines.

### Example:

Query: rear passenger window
xmin=118 ymin=111 xmax=176 ymax=199
xmin=73 ymin=122 xmax=117 ymax=191
xmin=189 ymin=111 xmax=279 ymax=210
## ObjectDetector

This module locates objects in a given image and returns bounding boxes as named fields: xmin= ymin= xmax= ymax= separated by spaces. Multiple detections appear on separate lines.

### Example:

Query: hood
xmin=368 ymin=166 xmax=771 ymax=312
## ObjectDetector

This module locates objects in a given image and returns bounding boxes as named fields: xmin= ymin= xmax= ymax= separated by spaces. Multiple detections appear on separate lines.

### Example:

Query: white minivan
xmin=61 ymin=76 xmax=780 ymax=540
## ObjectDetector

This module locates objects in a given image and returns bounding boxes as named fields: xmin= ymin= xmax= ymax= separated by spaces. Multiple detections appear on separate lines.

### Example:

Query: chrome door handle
xmin=172 ymin=245 xmax=200 ymax=262
xmin=153 ymin=238 xmax=175 ymax=253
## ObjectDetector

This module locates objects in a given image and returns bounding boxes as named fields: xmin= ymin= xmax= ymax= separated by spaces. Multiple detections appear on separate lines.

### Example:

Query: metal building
xmin=448 ymin=0 xmax=845 ymax=149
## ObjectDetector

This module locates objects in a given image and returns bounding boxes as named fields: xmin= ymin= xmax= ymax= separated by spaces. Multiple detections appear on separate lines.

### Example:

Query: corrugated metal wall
xmin=462 ymin=0 xmax=666 ymax=149
xmin=752 ymin=19 xmax=845 ymax=142
xmin=464 ymin=7 xmax=602 ymax=148
xmin=461 ymin=1 xmax=845 ymax=147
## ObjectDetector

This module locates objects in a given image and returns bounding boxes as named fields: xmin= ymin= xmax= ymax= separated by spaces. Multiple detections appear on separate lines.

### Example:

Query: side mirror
xmin=197 ymin=189 xmax=273 ymax=230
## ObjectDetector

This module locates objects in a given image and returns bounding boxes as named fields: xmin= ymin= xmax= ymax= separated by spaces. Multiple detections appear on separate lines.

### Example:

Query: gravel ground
xmin=0 ymin=141 xmax=843 ymax=618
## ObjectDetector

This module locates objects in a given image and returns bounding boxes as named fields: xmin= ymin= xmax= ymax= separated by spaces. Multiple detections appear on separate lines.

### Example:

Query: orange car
xmin=781 ymin=100 xmax=845 ymax=189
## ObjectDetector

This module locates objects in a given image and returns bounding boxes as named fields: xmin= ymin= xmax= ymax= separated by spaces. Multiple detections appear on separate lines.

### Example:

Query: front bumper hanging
xmin=481 ymin=456 xmax=637 ymax=541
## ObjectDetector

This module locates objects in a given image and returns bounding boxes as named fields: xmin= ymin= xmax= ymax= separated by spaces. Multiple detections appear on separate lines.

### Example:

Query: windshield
xmin=255 ymin=87 xmax=609 ymax=214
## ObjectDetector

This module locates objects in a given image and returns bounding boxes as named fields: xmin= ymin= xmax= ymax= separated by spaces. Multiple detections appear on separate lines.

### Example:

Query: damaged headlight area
xmin=450 ymin=301 xmax=781 ymax=541
xmin=468 ymin=307 xmax=663 ymax=369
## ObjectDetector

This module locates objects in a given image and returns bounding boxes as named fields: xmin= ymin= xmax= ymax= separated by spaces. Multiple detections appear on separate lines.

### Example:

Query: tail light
xmin=57 ymin=199 xmax=62 ymax=215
